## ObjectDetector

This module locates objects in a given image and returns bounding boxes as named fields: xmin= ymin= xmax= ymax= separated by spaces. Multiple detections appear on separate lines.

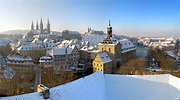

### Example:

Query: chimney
xmin=37 ymin=84 xmax=50 ymax=99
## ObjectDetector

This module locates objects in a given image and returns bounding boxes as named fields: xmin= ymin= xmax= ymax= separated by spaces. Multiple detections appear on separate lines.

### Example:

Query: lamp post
xmin=152 ymin=58 xmax=155 ymax=67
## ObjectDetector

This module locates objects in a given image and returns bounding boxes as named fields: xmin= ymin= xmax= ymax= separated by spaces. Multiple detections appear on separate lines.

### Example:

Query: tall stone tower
xmin=98 ymin=20 xmax=121 ymax=71
xmin=40 ymin=18 xmax=43 ymax=33
xmin=107 ymin=20 xmax=112 ymax=38
xmin=31 ymin=21 xmax=34 ymax=30
xmin=36 ymin=21 xmax=39 ymax=30
xmin=47 ymin=19 xmax=50 ymax=33
xmin=88 ymin=27 xmax=90 ymax=33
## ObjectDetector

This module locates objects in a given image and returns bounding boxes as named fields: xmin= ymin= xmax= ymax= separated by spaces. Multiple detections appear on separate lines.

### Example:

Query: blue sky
xmin=0 ymin=0 xmax=179 ymax=37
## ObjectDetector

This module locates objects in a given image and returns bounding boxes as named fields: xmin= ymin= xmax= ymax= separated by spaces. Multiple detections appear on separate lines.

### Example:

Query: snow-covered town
xmin=137 ymin=37 xmax=180 ymax=65
xmin=0 ymin=18 xmax=179 ymax=99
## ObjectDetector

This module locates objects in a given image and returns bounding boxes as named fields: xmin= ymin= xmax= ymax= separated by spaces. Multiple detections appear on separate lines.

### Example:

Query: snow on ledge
xmin=1 ymin=72 xmax=180 ymax=100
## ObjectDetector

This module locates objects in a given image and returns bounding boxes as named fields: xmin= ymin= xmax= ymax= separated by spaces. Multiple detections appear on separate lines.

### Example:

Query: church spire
xmin=40 ymin=18 xmax=43 ymax=33
xmin=47 ymin=18 xmax=50 ymax=33
xmin=40 ymin=18 xmax=43 ymax=24
xmin=31 ymin=21 xmax=34 ymax=30
xmin=107 ymin=20 xmax=112 ymax=38
xmin=36 ymin=21 xmax=39 ymax=30
xmin=88 ymin=27 xmax=90 ymax=33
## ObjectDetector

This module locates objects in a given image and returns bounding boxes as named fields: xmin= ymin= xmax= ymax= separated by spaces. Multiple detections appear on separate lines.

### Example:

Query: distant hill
xmin=114 ymin=34 xmax=130 ymax=40
xmin=0 ymin=30 xmax=29 ymax=35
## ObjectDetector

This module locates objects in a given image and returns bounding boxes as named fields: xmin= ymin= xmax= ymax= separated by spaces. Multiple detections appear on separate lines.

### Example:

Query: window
xmin=109 ymin=48 xmax=111 ymax=52
xmin=102 ymin=48 xmax=103 ymax=51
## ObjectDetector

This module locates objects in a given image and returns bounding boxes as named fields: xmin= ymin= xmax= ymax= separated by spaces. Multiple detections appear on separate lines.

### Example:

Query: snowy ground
xmin=1 ymin=72 xmax=180 ymax=100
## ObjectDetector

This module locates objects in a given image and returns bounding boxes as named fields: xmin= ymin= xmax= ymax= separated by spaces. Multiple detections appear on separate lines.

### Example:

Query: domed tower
xmin=36 ymin=21 xmax=39 ymax=30
xmin=31 ymin=21 xmax=34 ymax=30
xmin=107 ymin=20 xmax=112 ymax=38
xmin=40 ymin=18 xmax=43 ymax=33
xmin=47 ymin=19 xmax=50 ymax=33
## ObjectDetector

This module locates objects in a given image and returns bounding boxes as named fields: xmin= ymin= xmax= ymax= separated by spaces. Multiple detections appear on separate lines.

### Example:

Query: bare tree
xmin=117 ymin=58 xmax=146 ymax=75
xmin=41 ymin=68 xmax=78 ymax=88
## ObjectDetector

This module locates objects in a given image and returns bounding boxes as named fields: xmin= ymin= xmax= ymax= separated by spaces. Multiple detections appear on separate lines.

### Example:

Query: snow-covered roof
xmin=81 ymin=46 xmax=95 ymax=51
xmin=97 ymin=52 xmax=112 ymax=63
xmin=81 ymin=41 xmax=90 ymax=46
xmin=52 ymin=48 xmax=72 ymax=55
xmin=6 ymin=54 xmax=34 ymax=65
xmin=39 ymin=56 xmax=53 ymax=63
xmin=98 ymin=37 xmax=119 ymax=46
xmin=32 ymin=38 xmax=42 ymax=44
xmin=2 ymin=72 xmax=180 ymax=100
xmin=119 ymin=39 xmax=135 ymax=49
xmin=150 ymin=37 xmax=166 ymax=40
xmin=7 ymin=54 xmax=32 ymax=61
xmin=52 ymin=45 xmax=76 ymax=55
xmin=61 ymin=39 xmax=80 ymax=45
xmin=43 ymin=29 xmax=48 ymax=34
xmin=82 ymin=35 xmax=107 ymax=45
xmin=57 ymin=39 xmax=81 ymax=50
xmin=119 ymin=39 xmax=136 ymax=53
xmin=43 ymin=38 xmax=54 ymax=43
xmin=17 ymin=43 xmax=45 ymax=51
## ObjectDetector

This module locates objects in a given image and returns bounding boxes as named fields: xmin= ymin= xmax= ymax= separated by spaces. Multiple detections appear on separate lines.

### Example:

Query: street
xmin=34 ymin=66 xmax=41 ymax=92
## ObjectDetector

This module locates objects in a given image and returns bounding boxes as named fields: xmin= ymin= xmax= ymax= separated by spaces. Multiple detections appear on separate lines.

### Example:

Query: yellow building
xmin=96 ymin=20 xmax=136 ymax=71
xmin=98 ymin=20 xmax=121 ymax=69
xmin=93 ymin=52 xmax=112 ymax=74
